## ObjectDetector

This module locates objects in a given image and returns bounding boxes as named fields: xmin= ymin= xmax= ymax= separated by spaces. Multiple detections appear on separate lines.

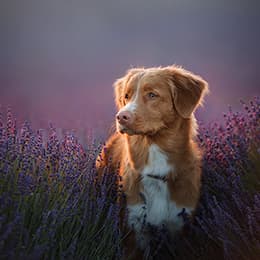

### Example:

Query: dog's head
xmin=114 ymin=65 xmax=209 ymax=136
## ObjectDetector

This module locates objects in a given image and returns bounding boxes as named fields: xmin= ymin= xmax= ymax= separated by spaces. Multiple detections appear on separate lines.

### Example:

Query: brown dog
xmin=96 ymin=65 xmax=209 ymax=255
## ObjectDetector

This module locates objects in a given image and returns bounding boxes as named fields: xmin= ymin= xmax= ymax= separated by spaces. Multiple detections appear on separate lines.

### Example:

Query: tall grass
xmin=0 ymin=113 xmax=122 ymax=259
xmin=0 ymin=97 xmax=259 ymax=259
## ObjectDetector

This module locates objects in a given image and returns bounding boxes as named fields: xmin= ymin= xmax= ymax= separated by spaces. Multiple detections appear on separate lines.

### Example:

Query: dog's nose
xmin=116 ymin=111 xmax=133 ymax=125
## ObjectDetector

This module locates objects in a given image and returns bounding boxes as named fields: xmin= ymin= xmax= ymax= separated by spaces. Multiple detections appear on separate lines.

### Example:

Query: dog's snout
xmin=116 ymin=111 xmax=133 ymax=125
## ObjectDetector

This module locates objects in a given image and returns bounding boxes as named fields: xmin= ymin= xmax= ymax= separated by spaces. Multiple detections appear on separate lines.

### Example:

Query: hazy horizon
xmin=1 ymin=0 xmax=259 ymax=134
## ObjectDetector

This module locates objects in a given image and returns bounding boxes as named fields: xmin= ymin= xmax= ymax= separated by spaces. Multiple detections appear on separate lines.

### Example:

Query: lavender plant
xmin=195 ymin=97 xmax=260 ymax=260
xmin=0 ymin=97 xmax=259 ymax=260
xmin=0 ymin=109 xmax=122 ymax=259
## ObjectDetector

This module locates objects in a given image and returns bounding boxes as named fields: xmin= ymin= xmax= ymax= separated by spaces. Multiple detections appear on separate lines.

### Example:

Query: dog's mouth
xmin=118 ymin=125 xmax=136 ymax=135
xmin=117 ymin=123 xmax=163 ymax=136
xmin=117 ymin=122 xmax=142 ymax=135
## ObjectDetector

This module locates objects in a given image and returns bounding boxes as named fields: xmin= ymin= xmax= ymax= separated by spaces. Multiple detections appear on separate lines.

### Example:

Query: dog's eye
xmin=125 ymin=93 xmax=129 ymax=100
xmin=147 ymin=92 xmax=157 ymax=99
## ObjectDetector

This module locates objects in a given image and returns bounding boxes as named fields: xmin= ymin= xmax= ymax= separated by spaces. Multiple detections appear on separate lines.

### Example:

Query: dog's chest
xmin=127 ymin=145 xmax=191 ymax=233
xmin=141 ymin=144 xmax=175 ymax=225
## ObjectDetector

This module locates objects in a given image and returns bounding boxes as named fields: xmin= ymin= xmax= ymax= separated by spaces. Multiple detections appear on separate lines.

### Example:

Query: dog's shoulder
xmin=96 ymin=132 xmax=124 ymax=174
xmin=104 ymin=132 xmax=125 ymax=156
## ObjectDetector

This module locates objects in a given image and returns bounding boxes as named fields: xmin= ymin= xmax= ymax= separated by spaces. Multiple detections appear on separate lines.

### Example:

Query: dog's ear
xmin=168 ymin=66 xmax=209 ymax=118
xmin=113 ymin=68 xmax=143 ymax=109
xmin=114 ymin=77 xmax=125 ymax=109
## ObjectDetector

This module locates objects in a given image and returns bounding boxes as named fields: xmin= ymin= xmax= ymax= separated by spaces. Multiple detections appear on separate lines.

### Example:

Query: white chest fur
xmin=127 ymin=144 xmax=192 ymax=247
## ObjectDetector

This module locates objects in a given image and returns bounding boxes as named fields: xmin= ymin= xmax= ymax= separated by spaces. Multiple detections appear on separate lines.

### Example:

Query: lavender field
xmin=0 ymin=97 xmax=259 ymax=260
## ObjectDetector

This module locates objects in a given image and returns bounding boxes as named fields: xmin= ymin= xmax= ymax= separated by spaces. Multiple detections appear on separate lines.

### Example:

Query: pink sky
xmin=0 ymin=0 xmax=259 ymax=135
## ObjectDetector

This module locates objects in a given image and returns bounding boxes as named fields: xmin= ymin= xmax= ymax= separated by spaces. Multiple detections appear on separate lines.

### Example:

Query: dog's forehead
xmin=127 ymin=69 xmax=169 ymax=90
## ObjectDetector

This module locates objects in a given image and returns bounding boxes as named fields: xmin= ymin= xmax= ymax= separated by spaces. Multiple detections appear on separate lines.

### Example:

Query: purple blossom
xmin=0 ymin=97 xmax=259 ymax=259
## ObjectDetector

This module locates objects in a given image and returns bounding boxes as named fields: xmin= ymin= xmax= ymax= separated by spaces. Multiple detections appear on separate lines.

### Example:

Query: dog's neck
xmin=125 ymin=116 xmax=194 ymax=170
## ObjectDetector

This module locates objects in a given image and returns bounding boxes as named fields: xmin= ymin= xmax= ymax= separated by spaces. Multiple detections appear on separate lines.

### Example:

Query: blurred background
xmin=0 ymin=0 xmax=259 ymax=136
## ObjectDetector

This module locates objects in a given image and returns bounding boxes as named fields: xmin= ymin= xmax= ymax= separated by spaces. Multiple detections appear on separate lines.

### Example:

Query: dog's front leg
xmin=127 ymin=203 xmax=150 ymax=250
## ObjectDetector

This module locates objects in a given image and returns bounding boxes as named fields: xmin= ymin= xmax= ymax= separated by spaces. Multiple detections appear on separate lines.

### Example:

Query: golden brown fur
xmin=96 ymin=65 xmax=209 ymax=256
